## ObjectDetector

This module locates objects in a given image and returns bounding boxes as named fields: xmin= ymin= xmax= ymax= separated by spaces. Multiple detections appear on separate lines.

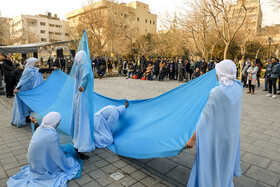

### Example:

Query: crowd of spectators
xmin=2 ymin=52 xmax=280 ymax=99
xmin=92 ymin=56 xmax=222 ymax=82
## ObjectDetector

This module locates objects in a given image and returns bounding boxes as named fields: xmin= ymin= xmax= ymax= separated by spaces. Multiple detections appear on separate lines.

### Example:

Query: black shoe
xmin=11 ymin=123 xmax=16 ymax=126
xmin=6 ymin=95 xmax=13 ymax=98
xmin=263 ymin=89 xmax=268 ymax=91
xmin=75 ymin=148 xmax=89 ymax=160
xmin=26 ymin=116 xmax=31 ymax=123
xmin=79 ymin=153 xmax=89 ymax=160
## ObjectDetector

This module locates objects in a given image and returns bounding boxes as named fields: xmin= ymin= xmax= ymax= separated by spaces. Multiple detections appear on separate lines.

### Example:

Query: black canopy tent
xmin=0 ymin=40 xmax=75 ymax=54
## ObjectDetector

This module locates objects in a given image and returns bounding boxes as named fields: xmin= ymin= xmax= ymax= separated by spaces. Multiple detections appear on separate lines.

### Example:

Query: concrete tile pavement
xmin=0 ymin=77 xmax=280 ymax=186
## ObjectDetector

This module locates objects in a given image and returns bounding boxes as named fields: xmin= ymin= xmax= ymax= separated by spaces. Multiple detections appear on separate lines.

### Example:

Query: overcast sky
xmin=1 ymin=0 xmax=279 ymax=27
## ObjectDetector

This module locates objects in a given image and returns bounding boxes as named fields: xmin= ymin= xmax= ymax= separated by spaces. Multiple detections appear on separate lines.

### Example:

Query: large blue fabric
xmin=11 ymin=67 xmax=43 ymax=127
xmin=16 ymin=31 xmax=219 ymax=159
xmin=187 ymin=81 xmax=243 ymax=187
xmin=18 ymin=69 xmax=218 ymax=159
xmin=7 ymin=127 xmax=80 ymax=187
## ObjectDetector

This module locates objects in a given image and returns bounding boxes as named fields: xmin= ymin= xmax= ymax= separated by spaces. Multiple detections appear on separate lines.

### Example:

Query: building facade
xmin=10 ymin=12 xmax=70 ymax=45
xmin=230 ymin=0 xmax=262 ymax=35
xmin=0 ymin=17 xmax=12 ymax=45
xmin=65 ymin=0 xmax=157 ymax=35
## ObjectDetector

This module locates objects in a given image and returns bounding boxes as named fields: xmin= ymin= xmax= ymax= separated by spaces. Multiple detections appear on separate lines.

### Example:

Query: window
xmin=124 ymin=14 xmax=127 ymax=19
xmin=40 ymin=30 xmax=45 ymax=34
xmin=49 ymin=31 xmax=54 ymax=34
xmin=55 ymin=25 xmax=61 ymax=28
xmin=65 ymin=33 xmax=69 ymax=36
xmin=145 ymin=19 xmax=147 ymax=23
xmin=137 ymin=17 xmax=139 ymax=21
xmin=28 ymin=21 xmax=37 ymax=27
xmin=144 ymin=6 xmax=145 ymax=8
xmin=49 ymin=24 xmax=55 ymax=27
xmin=40 ymin=22 xmax=45 ymax=26
xmin=153 ymin=21 xmax=155 ymax=25
xmin=55 ymin=32 xmax=61 ymax=35
xmin=150 ymin=20 xmax=152 ymax=24
xmin=41 ymin=38 xmax=46 ymax=42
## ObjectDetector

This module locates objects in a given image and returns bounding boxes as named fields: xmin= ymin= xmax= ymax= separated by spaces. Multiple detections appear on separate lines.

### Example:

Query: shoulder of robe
xmin=23 ymin=68 xmax=36 ymax=74
xmin=42 ymin=129 xmax=59 ymax=142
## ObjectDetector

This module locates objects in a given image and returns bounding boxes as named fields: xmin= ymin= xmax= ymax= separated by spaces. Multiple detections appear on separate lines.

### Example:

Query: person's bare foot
xmin=125 ymin=100 xmax=129 ymax=108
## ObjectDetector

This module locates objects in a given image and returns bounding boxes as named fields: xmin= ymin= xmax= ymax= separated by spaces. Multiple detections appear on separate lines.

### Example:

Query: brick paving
xmin=0 ymin=77 xmax=280 ymax=187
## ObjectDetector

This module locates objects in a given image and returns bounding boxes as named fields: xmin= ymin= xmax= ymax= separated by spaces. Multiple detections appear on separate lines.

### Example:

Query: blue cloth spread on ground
xmin=11 ymin=67 xmax=43 ymax=127
xmin=7 ymin=127 xmax=81 ymax=187
xmin=187 ymin=81 xmax=242 ymax=187
xmin=16 ymin=31 xmax=219 ymax=159
xmin=17 ymin=69 xmax=218 ymax=159
xmin=94 ymin=105 xmax=126 ymax=148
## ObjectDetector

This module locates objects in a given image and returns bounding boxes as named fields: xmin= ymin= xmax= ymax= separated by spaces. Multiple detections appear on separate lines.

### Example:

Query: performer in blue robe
xmin=186 ymin=60 xmax=242 ymax=187
xmin=70 ymin=50 xmax=95 ymax=159
xmin=94 ymin=101 xmax=128 ymax=148
xmin=7 ymin=112 xmax=80 ymax=187
xmin=11 ymin=57 xmax=43 ymax=127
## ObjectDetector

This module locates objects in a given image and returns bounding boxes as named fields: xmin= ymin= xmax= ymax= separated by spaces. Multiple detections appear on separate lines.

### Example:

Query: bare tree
xmin=197 ymin=0 xmax=248 ymax=59
xmin=71 ymin=0 xmax=137 ymax=56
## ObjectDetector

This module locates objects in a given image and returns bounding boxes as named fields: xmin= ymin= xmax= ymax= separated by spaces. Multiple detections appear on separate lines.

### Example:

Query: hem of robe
xmin=7 ymin=160 xmax=80 ymax=187
xmin=74 ymin=145 xmax=95 ymax=153
xmin=234 ymin=171 xmax=242 ymax=177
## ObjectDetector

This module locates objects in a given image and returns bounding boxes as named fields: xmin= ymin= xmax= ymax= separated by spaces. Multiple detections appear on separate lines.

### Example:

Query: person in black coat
xmin=1 ymin=54 xmax=16 ymax=98
xmin=154 ymin=57 xmax=160 ymax=78
xmin=14 ymin=63 xmax=23 ymax=84
xmin=60 ymin=58 xmax=66 ymax=72
xmin=199 ymin=59 xmax=208 ymax=74
xmin=53 ymin=57 xmax=61 ymax=69
xmin=47 ymin=57 xmax=53 ymax=68
xmin=97 ymin=58 xmax=107 ymax=79
xmin=185 ymin=59 xmax=191 ymax=81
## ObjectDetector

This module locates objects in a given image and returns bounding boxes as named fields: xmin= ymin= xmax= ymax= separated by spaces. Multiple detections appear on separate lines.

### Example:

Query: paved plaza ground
xmin=0 ymin=77 xmax=280 ymax=187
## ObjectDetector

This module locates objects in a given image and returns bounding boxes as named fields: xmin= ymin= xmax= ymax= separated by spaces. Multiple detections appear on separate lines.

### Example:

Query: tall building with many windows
xmin=65 ymin=0 xmax=157 ymax=35
xmin=230 ymin=0 xmax=262 ymax=35
xmin=10 ymin=12 xmax=70 ymax=44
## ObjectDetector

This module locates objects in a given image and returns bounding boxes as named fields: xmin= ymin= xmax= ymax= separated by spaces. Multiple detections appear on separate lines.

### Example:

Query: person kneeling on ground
xmin=7 ymin=112 xmax=80 ymax=187
xmin=94 ymin=100 xmax=129 ymax=148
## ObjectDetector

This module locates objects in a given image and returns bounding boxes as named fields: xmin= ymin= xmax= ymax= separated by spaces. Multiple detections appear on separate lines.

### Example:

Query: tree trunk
xmin=255 ymin=46 xmax=262 ymax=59
xmin=224 ymin=42 xmax=229 ymax=60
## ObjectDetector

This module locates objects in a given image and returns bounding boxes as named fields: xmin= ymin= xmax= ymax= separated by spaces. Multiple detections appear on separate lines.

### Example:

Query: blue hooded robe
xmin=94 ymin=105 xmax=126 ymax=148
xmin=7 ymin=127 xmax=80 ymax=187
xmin=11 ymin=66 xmax=43 ymax=127
xmin=70 ymin=50 xmax=95 ymax=152
xmin=187 ymin=80 xmax=242 ymax=187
